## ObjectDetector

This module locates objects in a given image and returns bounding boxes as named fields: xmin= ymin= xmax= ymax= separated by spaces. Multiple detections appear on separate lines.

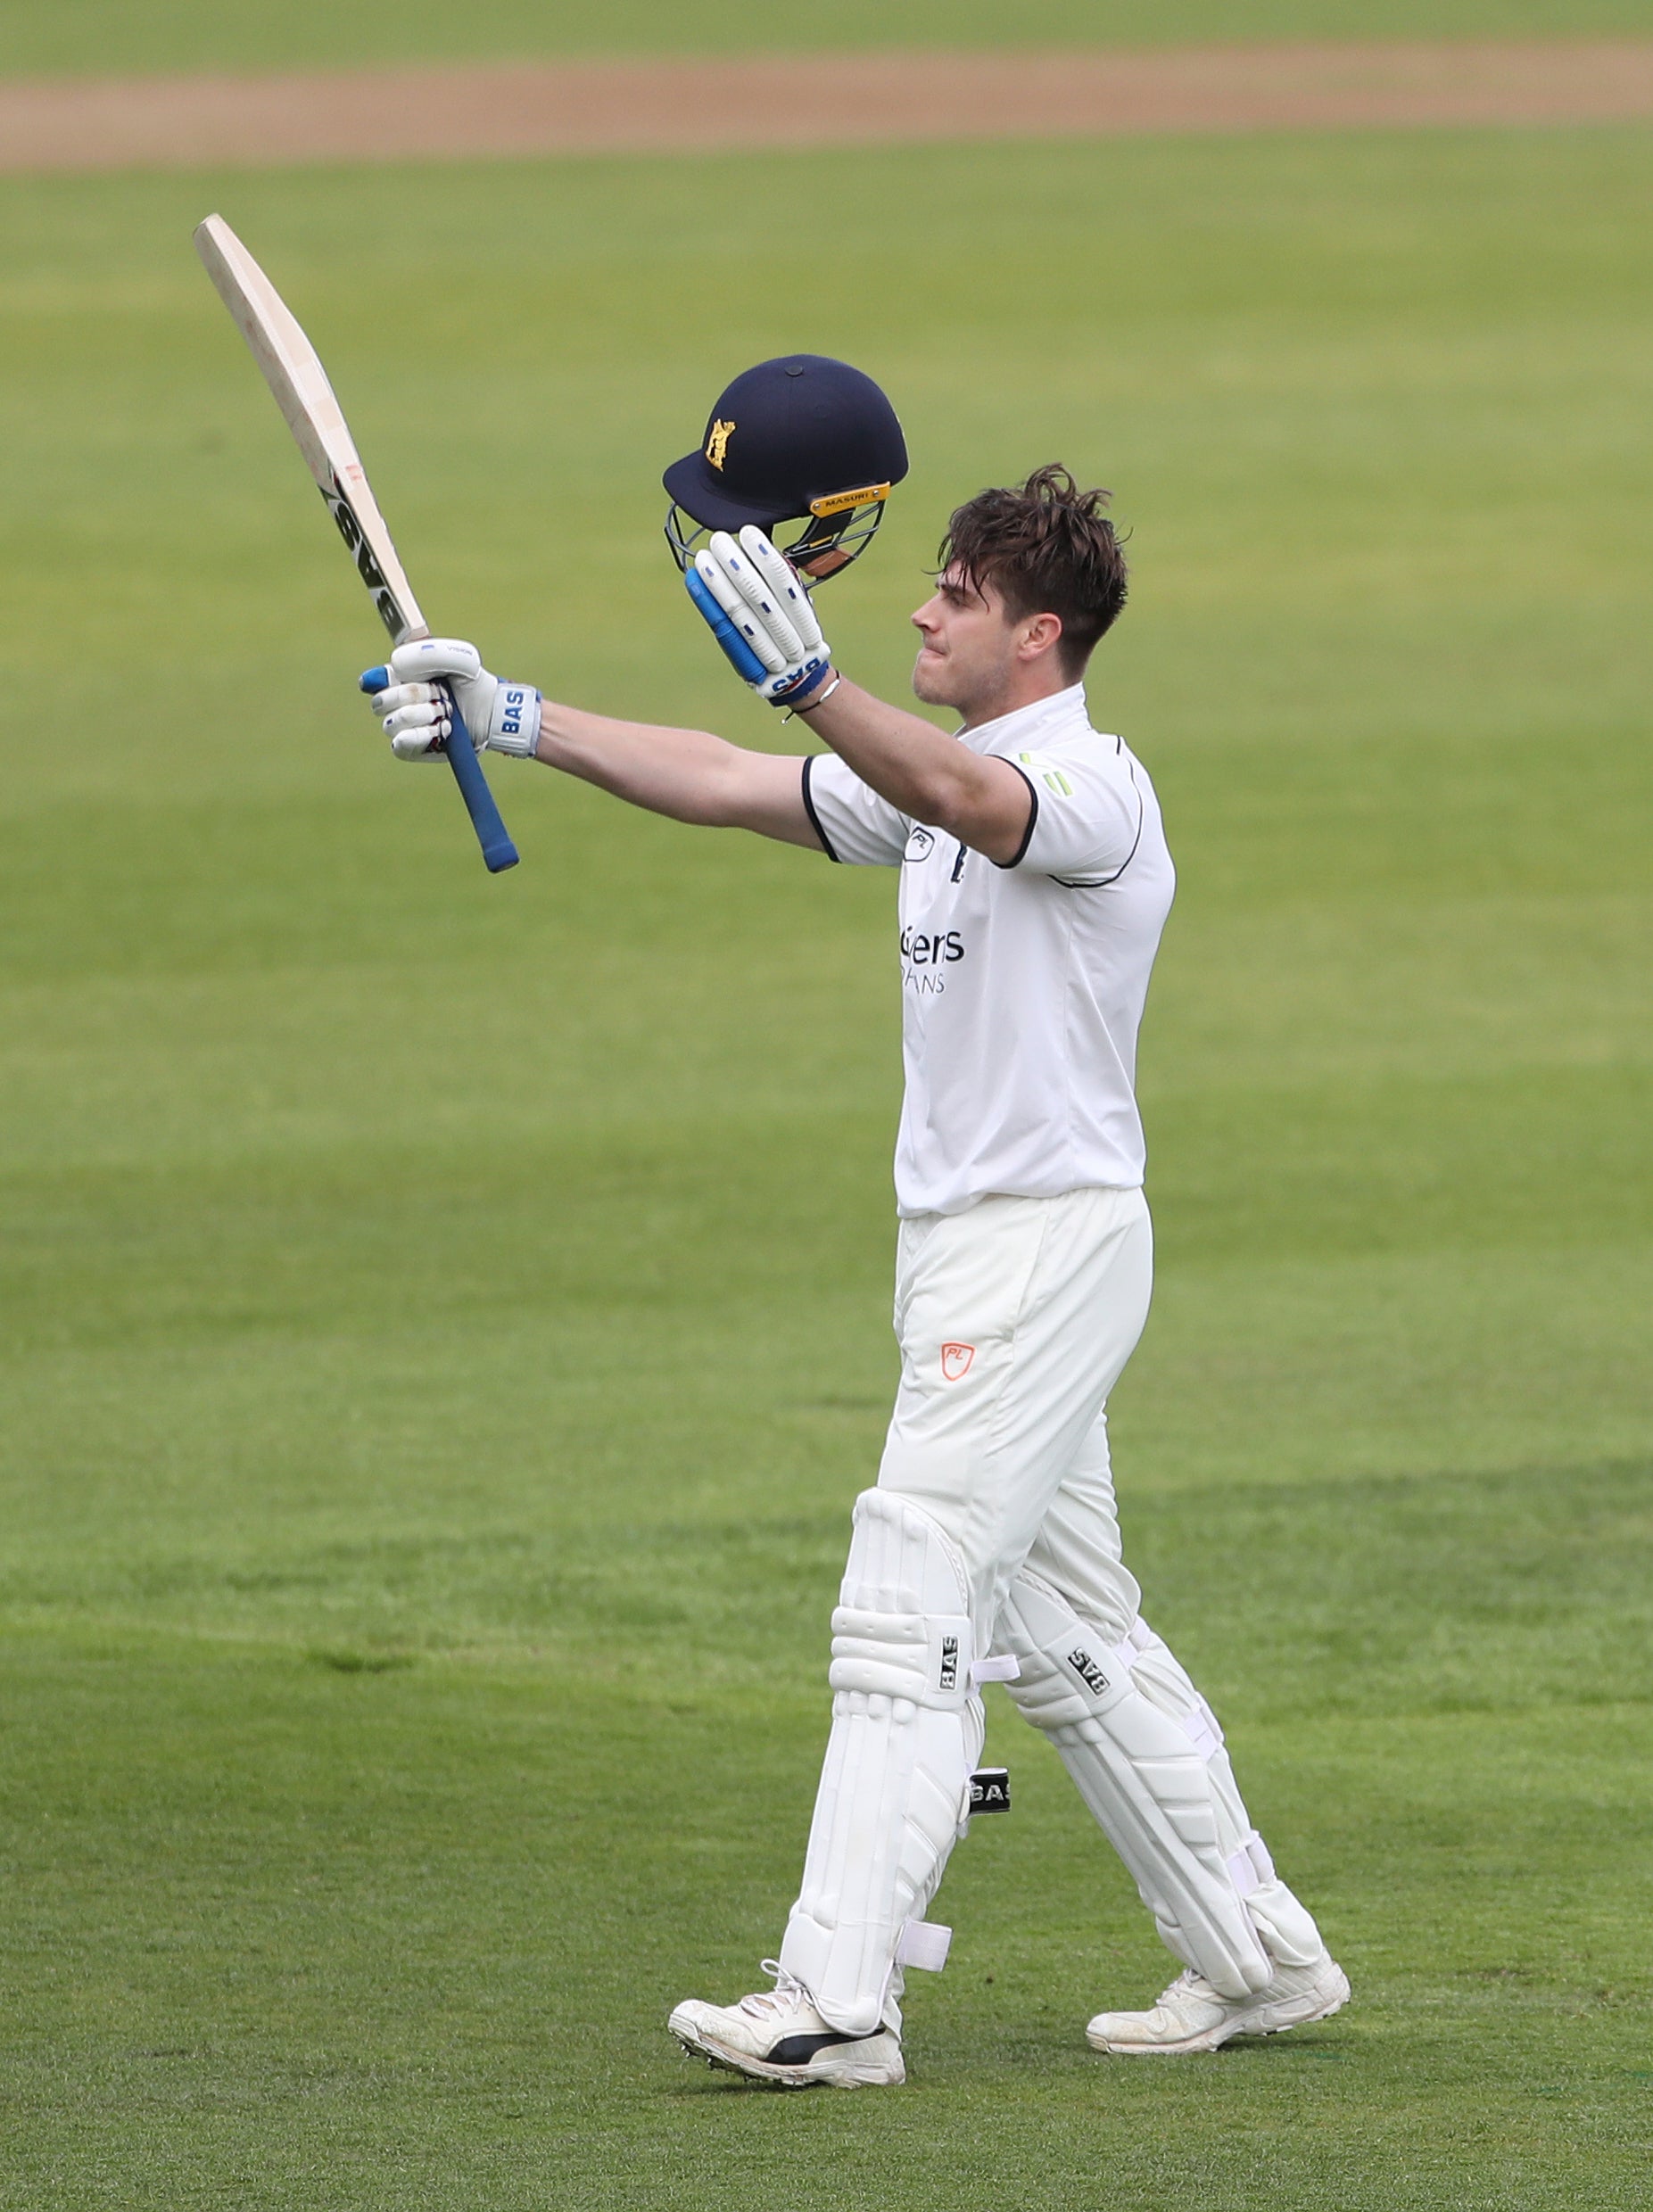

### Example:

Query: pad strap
xmin=895 ymin=1919 xmax=952 ymax=1972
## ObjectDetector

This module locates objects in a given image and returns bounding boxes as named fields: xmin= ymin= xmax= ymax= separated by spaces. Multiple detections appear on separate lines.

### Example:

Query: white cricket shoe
xmin=669 ymin=1963 xmax=905 ymax=2090
xmin=1087 ymin=1953 xmax=1350 ymax=2056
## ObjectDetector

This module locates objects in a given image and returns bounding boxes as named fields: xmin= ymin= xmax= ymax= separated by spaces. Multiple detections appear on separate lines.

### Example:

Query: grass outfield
xmin=5 ymin=0 xmax=1653 ymax=78
xmin=1 ymin=124 xmax=1651 ymax=2206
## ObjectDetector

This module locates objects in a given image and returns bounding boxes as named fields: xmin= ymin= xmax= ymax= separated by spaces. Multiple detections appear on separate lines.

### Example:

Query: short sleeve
xmin=802 ymin=752 xmax=910 ymax=868
xmin=1002 ymin=737 xmax=1145 ymax=884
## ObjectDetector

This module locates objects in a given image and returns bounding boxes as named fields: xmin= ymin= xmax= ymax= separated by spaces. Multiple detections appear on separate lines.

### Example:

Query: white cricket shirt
xmin=801 ymin=684 xmax=1175 ymax=1217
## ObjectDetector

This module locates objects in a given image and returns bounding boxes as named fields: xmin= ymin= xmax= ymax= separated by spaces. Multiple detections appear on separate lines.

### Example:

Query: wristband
xmin=766 ymin=654 xmax=833 ymax=709
xmin=782 ymin=673 xmax=842 ymax=722
xmin=484 ymin=682 xmax=542 ymax=757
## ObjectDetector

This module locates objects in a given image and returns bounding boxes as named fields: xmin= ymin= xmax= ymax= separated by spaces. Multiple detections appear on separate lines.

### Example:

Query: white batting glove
xmin=689 ymin=528 xmax=832 ymax=705
xmin=360 ymin=638 xmax=541 ymax=761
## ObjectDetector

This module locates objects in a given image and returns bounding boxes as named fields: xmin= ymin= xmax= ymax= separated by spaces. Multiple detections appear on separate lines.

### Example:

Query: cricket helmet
xmin=664 ymin=354 xmax=908 ymax=583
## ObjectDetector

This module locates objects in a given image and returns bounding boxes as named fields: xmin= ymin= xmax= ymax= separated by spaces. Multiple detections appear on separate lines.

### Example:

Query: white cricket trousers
xmin=880 ymin=1184 xmax=1156 ymax=1640
xmin=779 ymin=1186 xmax=1327 ymax=2035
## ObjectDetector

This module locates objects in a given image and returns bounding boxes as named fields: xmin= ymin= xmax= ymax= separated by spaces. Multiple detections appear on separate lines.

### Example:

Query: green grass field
xmin=1 ymin=89 xmax=1651 ymax=2212
xmin=4 ymin=0 xmax=1652 ymax=77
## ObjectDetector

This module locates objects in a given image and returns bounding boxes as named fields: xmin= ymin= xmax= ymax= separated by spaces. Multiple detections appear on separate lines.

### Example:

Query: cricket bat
xmin=194 ymin=213 xmax=519 ymax=874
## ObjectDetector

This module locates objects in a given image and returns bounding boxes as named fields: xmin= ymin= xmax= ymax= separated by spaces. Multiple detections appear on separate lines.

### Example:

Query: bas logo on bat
xmin=325 ymin=476 xmax=407 ymax=639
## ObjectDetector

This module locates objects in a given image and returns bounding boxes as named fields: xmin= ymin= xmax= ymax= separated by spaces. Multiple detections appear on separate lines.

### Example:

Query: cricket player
xmin=363 ymin=356 xmax=1349 ymax=2088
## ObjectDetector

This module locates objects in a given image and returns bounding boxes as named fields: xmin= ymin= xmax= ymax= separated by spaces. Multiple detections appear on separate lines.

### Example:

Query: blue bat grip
xmin=360 ymin=664 xmax=519 ymax=874
xmin=684 ymin=566 xmax=771 ymax=685
xmin=442 ymin=693 xmax=519 ymax=872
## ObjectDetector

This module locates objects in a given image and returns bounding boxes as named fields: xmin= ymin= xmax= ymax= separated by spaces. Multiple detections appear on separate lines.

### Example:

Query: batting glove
xmin=687 ymin=528 xmax=832 ymax=706
xmin=360 ymin=638 xmax=541 ymax=761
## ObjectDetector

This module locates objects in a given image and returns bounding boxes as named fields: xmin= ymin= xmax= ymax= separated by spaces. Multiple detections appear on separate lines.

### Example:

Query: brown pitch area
xmin=2 ymin=41 xmax=1652 ymax=174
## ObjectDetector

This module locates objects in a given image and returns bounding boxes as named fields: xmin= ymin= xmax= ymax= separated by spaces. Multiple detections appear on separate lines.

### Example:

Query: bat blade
xmin=194 ymin=214 xmax=424 ymax=647
xmin=194 ymin=214 xmax=518 ymax=871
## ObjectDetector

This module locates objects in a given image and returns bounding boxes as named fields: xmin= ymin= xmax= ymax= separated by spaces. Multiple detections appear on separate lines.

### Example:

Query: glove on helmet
xmin=664 ymin=354 xmax=908 ymax=583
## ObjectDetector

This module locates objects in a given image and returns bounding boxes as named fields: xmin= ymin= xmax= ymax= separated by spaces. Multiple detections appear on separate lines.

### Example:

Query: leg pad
xmin=780 ymin=1491 xmax=983 ymax=2035
xmin=1000 ymin=1570 xmax=1273 ymax=1998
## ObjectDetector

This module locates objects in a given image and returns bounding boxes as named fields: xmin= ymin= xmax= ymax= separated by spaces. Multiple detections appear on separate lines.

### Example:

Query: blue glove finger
xmin=360 ymin=665 xmax=391 ymax=695
xmin=685 ymin=567 xmax=770 ymax=687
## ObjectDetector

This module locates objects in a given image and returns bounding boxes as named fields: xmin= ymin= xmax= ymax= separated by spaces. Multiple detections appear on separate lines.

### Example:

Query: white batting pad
xmin=999 ymin=1570 xmax=1275 ymax=1999
xmin=779 ymin=1490 xmax=983 ymax=2036
xmin=1127 ymin=1618 xmax=1327 ymax=1970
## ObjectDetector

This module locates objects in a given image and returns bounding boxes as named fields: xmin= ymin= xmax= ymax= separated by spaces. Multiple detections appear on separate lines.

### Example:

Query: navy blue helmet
xmin=665 ymin=354 xmax=908 ymax=582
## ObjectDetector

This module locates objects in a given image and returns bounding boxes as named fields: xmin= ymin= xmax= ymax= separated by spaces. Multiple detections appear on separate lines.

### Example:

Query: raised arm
xmin=686 ymin=528 xmax=1034 ymax=866
xmin=789 ymin=680 xmax=1032 ymax=865
xmin=533 ymin=699 xmax=819 ymax=849
xmin=360 ymin=638 xmax=821 ymax=852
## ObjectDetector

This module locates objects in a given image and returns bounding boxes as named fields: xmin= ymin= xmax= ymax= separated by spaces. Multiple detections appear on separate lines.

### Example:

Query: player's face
xmin=910 ymin=565 xmax=1026 ymax=712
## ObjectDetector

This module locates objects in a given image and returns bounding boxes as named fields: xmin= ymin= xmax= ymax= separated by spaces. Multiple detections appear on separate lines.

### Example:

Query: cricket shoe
xmin=1086 ymin=1953 xmax=1350 ymax=2056
xmin=669 ymin=1963 xmax=905 ymax=2089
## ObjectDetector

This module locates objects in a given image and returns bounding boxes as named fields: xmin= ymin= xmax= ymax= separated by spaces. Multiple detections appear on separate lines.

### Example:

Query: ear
xmin=1019 ymin=611 xmax=1064 ymax=662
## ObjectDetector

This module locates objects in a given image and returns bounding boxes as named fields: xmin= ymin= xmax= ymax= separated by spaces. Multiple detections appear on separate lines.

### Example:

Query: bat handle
xmin=442 ymin=691 xmax=520 ymax=873
xmin=359 ymin=665 xmax=520 ymax=872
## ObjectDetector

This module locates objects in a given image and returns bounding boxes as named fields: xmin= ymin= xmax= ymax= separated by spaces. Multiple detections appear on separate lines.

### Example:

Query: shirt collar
xmin=956 ymin=682 xmax=1090 ymax=755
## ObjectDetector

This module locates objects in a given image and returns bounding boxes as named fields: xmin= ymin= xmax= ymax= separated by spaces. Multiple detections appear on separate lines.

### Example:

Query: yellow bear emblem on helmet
xmin=705 ymin=418 xmax=736 ymax=470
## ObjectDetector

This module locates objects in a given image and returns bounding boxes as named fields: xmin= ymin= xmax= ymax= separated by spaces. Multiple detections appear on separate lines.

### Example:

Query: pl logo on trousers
xmin=940 ymin=1342 xmax=975 ymax=1382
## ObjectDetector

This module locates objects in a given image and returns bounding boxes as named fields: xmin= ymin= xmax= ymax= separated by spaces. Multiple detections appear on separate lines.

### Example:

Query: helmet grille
xmin=664 ymin=491 xmax=889 ymax=589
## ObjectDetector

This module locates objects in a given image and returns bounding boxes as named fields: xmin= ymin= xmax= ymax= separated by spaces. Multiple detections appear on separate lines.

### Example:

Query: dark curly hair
xmin=938 ymin=465 xmax=1128 ymax=679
